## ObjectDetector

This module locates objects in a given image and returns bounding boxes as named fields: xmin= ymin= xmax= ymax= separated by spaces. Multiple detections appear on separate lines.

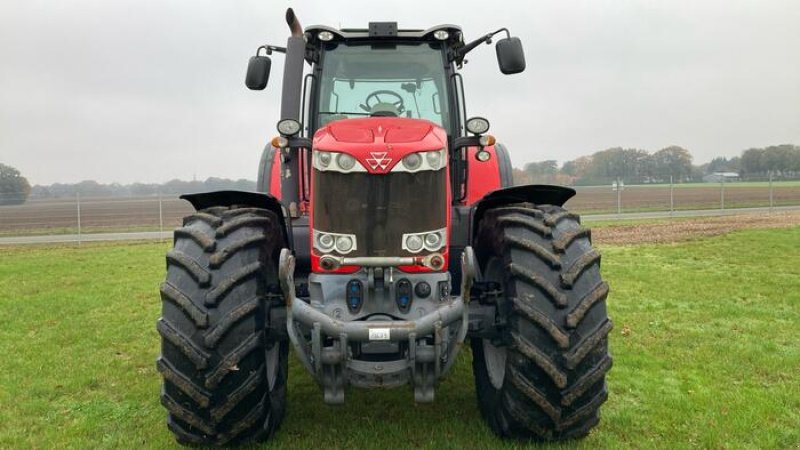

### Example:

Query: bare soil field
xmin=593 ymin=210 xmax=800 ymax=246
xmin=569 ymin=184 xmax=800 ymax=212
xmin=0 ymin=197 xmax=193 ymax=234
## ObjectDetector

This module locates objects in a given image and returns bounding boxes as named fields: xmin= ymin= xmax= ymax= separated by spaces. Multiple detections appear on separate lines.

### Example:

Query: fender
xmin=471 ymin=184 xmax=576 ymax=240
xmin=180 ymin=190 xmax=291 ymax=248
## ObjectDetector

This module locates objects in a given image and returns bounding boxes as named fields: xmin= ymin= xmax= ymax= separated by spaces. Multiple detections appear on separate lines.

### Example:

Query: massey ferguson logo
xmin=366 ymin=152 xmax=392 ymax=171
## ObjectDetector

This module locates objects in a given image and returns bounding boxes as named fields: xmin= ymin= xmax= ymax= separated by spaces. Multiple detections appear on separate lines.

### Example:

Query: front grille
xmin=312 ymin=170 xmax=447 ymax=257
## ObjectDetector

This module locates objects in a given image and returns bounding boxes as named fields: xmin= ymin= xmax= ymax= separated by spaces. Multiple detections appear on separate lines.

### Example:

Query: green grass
xmin=1 ymin=229 xmax=799 ymax=449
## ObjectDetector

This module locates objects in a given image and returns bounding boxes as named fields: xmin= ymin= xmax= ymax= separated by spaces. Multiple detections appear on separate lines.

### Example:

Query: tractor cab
xmin=247 ymin=15 xmax=526 ymax=275
xmin=248 ymin=20 xmax=525 ymax=138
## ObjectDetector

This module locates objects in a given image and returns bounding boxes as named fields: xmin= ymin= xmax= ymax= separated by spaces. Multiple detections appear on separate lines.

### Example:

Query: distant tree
xmin=740 ymin=148 xmax=765 ymax=178
xmin=582 ymin=147 xmax=650 ymax=183
xmin=651 ymin=146 xmax=693 ymax=181
xmin=764 ymin=145 xmax=797 ymax=174
xmin=560 ymin=155 xmax=593 ymax=179
xmin=512 ymin=168 xmax=532 ymax=185
xmin=0 ymin=163 xmax=31 ymax=205
xmin=524 ymin=160 xmax=558 ymax=176
xmin=706 ymin=157 xmax=729 ymax=174
xmin=75 ymin=180 xmax=113 ymax=197
xmin=727 ymin=156 xmax=741 ymax=173
xmin=522 ymin=160 xmax=560 ymax=183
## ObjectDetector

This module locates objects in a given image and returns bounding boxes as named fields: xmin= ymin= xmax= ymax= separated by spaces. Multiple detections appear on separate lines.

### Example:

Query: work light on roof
xmin=318 ymin=30 xmax=334 ymax=41
xmin=433 ymin=30 xmax=449 ymax=40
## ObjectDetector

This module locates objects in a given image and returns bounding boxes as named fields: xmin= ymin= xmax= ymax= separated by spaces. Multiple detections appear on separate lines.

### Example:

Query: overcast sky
xmin=1 ymin=0 xmax=799 ymax=185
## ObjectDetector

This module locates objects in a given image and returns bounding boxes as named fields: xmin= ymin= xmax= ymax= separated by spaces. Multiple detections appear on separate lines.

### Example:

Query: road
xmin=1 ymin=205 xmax=799 ymax=245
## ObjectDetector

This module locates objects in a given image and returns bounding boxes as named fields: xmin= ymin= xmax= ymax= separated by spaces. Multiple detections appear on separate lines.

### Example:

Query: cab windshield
xmin=316 ymin=42 xmax=450 ymax=131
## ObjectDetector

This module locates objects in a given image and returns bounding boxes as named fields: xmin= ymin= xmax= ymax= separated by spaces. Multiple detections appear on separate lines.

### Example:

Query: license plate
xmin=368 ymin=328 xmax=390 ymax=341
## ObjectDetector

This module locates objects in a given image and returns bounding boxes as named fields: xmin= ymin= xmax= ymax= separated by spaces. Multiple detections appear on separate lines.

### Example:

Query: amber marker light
xmin=271 ymin=136 xmax=289 ymax=148
xmin=479 ymin=134 xmax=496 ymax=147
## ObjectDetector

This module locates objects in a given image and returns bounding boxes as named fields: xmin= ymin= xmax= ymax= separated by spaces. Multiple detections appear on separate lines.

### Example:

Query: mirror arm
xmin=452 ymin=28 xmax=511 ymax=65
xmin=452 ymin=136 xmax=481 ymax=151
xmin=258 ymin=45 xmax=287 ymax=56
xmin=287 ymin=136 xmax=312 ymax=148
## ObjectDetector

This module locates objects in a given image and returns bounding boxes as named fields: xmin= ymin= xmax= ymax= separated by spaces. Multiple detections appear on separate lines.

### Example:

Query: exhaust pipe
xmin=279 ymin=8 xmax=306 ymax=207
xmin=286 ymin=8 xmax=303 ymax=37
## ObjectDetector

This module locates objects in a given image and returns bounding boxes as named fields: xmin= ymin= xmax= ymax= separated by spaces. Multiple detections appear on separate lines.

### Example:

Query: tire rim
xmin=265 ymin=341 xmax=280 ymax=391
xmin=482 ymin=257 xmax=507 ymax=390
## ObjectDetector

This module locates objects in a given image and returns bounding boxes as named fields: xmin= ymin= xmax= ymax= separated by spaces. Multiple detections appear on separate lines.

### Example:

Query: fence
xmin=0 ymin=194 xmax=193 ymax=240
xmin=1 ymin=180 xmax=800 ymax=240
xmin=568 ymin=179 xmax=799 ymax=215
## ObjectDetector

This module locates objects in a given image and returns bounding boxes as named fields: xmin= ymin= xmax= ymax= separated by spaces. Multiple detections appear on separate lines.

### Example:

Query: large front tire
xmin=157 ymin=206 xmax=288 ymax=446
xmin=471 ymin=203 xmax=612 ymax=441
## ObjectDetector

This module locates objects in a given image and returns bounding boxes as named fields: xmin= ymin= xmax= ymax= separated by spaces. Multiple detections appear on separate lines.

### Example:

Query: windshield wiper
xmin=319 ymin=111 xmax=370 ymax=116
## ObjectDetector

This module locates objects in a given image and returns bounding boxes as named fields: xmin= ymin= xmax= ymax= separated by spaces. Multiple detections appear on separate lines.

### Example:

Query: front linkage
xmin=277 ymin=247 xmax=477 ymax=403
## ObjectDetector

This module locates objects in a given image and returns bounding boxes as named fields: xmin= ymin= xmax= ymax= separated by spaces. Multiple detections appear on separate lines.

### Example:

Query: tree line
xmin=3 ymin=143 xmax=799 ymax=205
xmin=29 ymin=178 xmax=257 ymax=199
xmin=515 ymin=144 xmax=800 ymax=186
xmin=0 ymin=168 xmax=257 ymax=205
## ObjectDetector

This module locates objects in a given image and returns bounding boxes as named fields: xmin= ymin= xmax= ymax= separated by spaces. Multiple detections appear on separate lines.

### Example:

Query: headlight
xmin=405 ymin=235 xmax=424 ymax=252
xmin=402 ymin=228 xmax=446 ymax=253
xmin=466 ymin=117 xmax=490 ymax=135
xmin=392 ymin=149 xmax=446 ymax=173
xmin=424 ymin=231 xmax=442 ymax=249
xmin=277 ymin=119 xmax=302 ymax=136
xmin=426 ymin=151 xmax=442 ymax=170
xmin=337 ymin=153 xmax=356 ymax=171
xmin=335 ymin=235 xmax=353 ymax=253
xmin=314 ymin=230 xmax=357 ymax=255
xmin=402 ymin=153 xmax=422 ymax=170
xmin=313 ymin=151 xmax=366 ymax=173
xmin=316 ymin=232 xmax=335 ymax=252
xmin=317 ymin=151 xmax=332 ymax=168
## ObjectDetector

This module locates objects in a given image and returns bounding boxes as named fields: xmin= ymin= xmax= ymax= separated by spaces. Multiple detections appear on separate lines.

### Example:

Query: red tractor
xmin=157 ymin=9 xmax=612 ymax=446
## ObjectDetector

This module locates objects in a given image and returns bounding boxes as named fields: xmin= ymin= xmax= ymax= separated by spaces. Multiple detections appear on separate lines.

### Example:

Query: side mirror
xmin=495 ymin=37 xmax=526 ymax=74
xmin=245 ymin=55 xmax=271 ymax=90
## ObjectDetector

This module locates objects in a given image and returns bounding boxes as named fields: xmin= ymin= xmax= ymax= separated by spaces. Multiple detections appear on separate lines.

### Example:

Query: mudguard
xmin=471 ymin=184 xmax=576 ymax=240
xmin=180 ymin=190 xmax=290 ymax=247
xmin=256 ymin=145 xmax=282 ymax=199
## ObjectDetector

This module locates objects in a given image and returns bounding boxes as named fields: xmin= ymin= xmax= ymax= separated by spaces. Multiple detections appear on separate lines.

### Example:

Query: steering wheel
xmin=361 ymin=90 xmax=406 ymax=115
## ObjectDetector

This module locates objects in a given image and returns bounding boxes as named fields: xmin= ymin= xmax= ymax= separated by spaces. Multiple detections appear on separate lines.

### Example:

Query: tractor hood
xmin=313 ymin=117 xmax=448 ymax=174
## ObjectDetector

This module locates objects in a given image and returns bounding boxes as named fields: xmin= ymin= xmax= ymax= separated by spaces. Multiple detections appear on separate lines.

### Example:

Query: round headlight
xmin=402 ymin=153 xmax=422 ymax=170
xmin=424 ymin=232 xmax=442 ymax=249
xmin=317 ymin=233 xmax=334 ymax=251
xmin=318 ymin=30 xmax=334 ymax=42
xmin=317 ymin=151 xmax=331 ymax=168
xmin=406 ymin=235 xmax=423 ymax=252
xmin=433 ymin=30 xmax=449 ymax=40
xmin=337 ymin=153 xmax=356 ymax=171
xmin=277 ymin=119 xmax=302 ymax=136
xmin=335 ymin=236 xmax=353 ymax=253
xmin=476 ymin=150 xmax=491 ymax=162
xmin=426 ymin=151 xmax=442 ymax=170
xmin=466 ymin=117 xmax=490 ymax=135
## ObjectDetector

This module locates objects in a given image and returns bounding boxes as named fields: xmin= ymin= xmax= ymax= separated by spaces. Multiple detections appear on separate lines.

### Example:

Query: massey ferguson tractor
xmin=157 ymin=9 xmax=612 ymax=446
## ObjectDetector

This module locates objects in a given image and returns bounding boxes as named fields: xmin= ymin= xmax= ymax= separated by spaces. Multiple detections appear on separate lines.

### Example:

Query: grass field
xmin=1 ymin=227 xmax=799 ymax=449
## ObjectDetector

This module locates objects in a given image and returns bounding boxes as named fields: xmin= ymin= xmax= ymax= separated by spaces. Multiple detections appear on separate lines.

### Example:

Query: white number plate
xmin=368 ymin=328 xmax=390 ymax=341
